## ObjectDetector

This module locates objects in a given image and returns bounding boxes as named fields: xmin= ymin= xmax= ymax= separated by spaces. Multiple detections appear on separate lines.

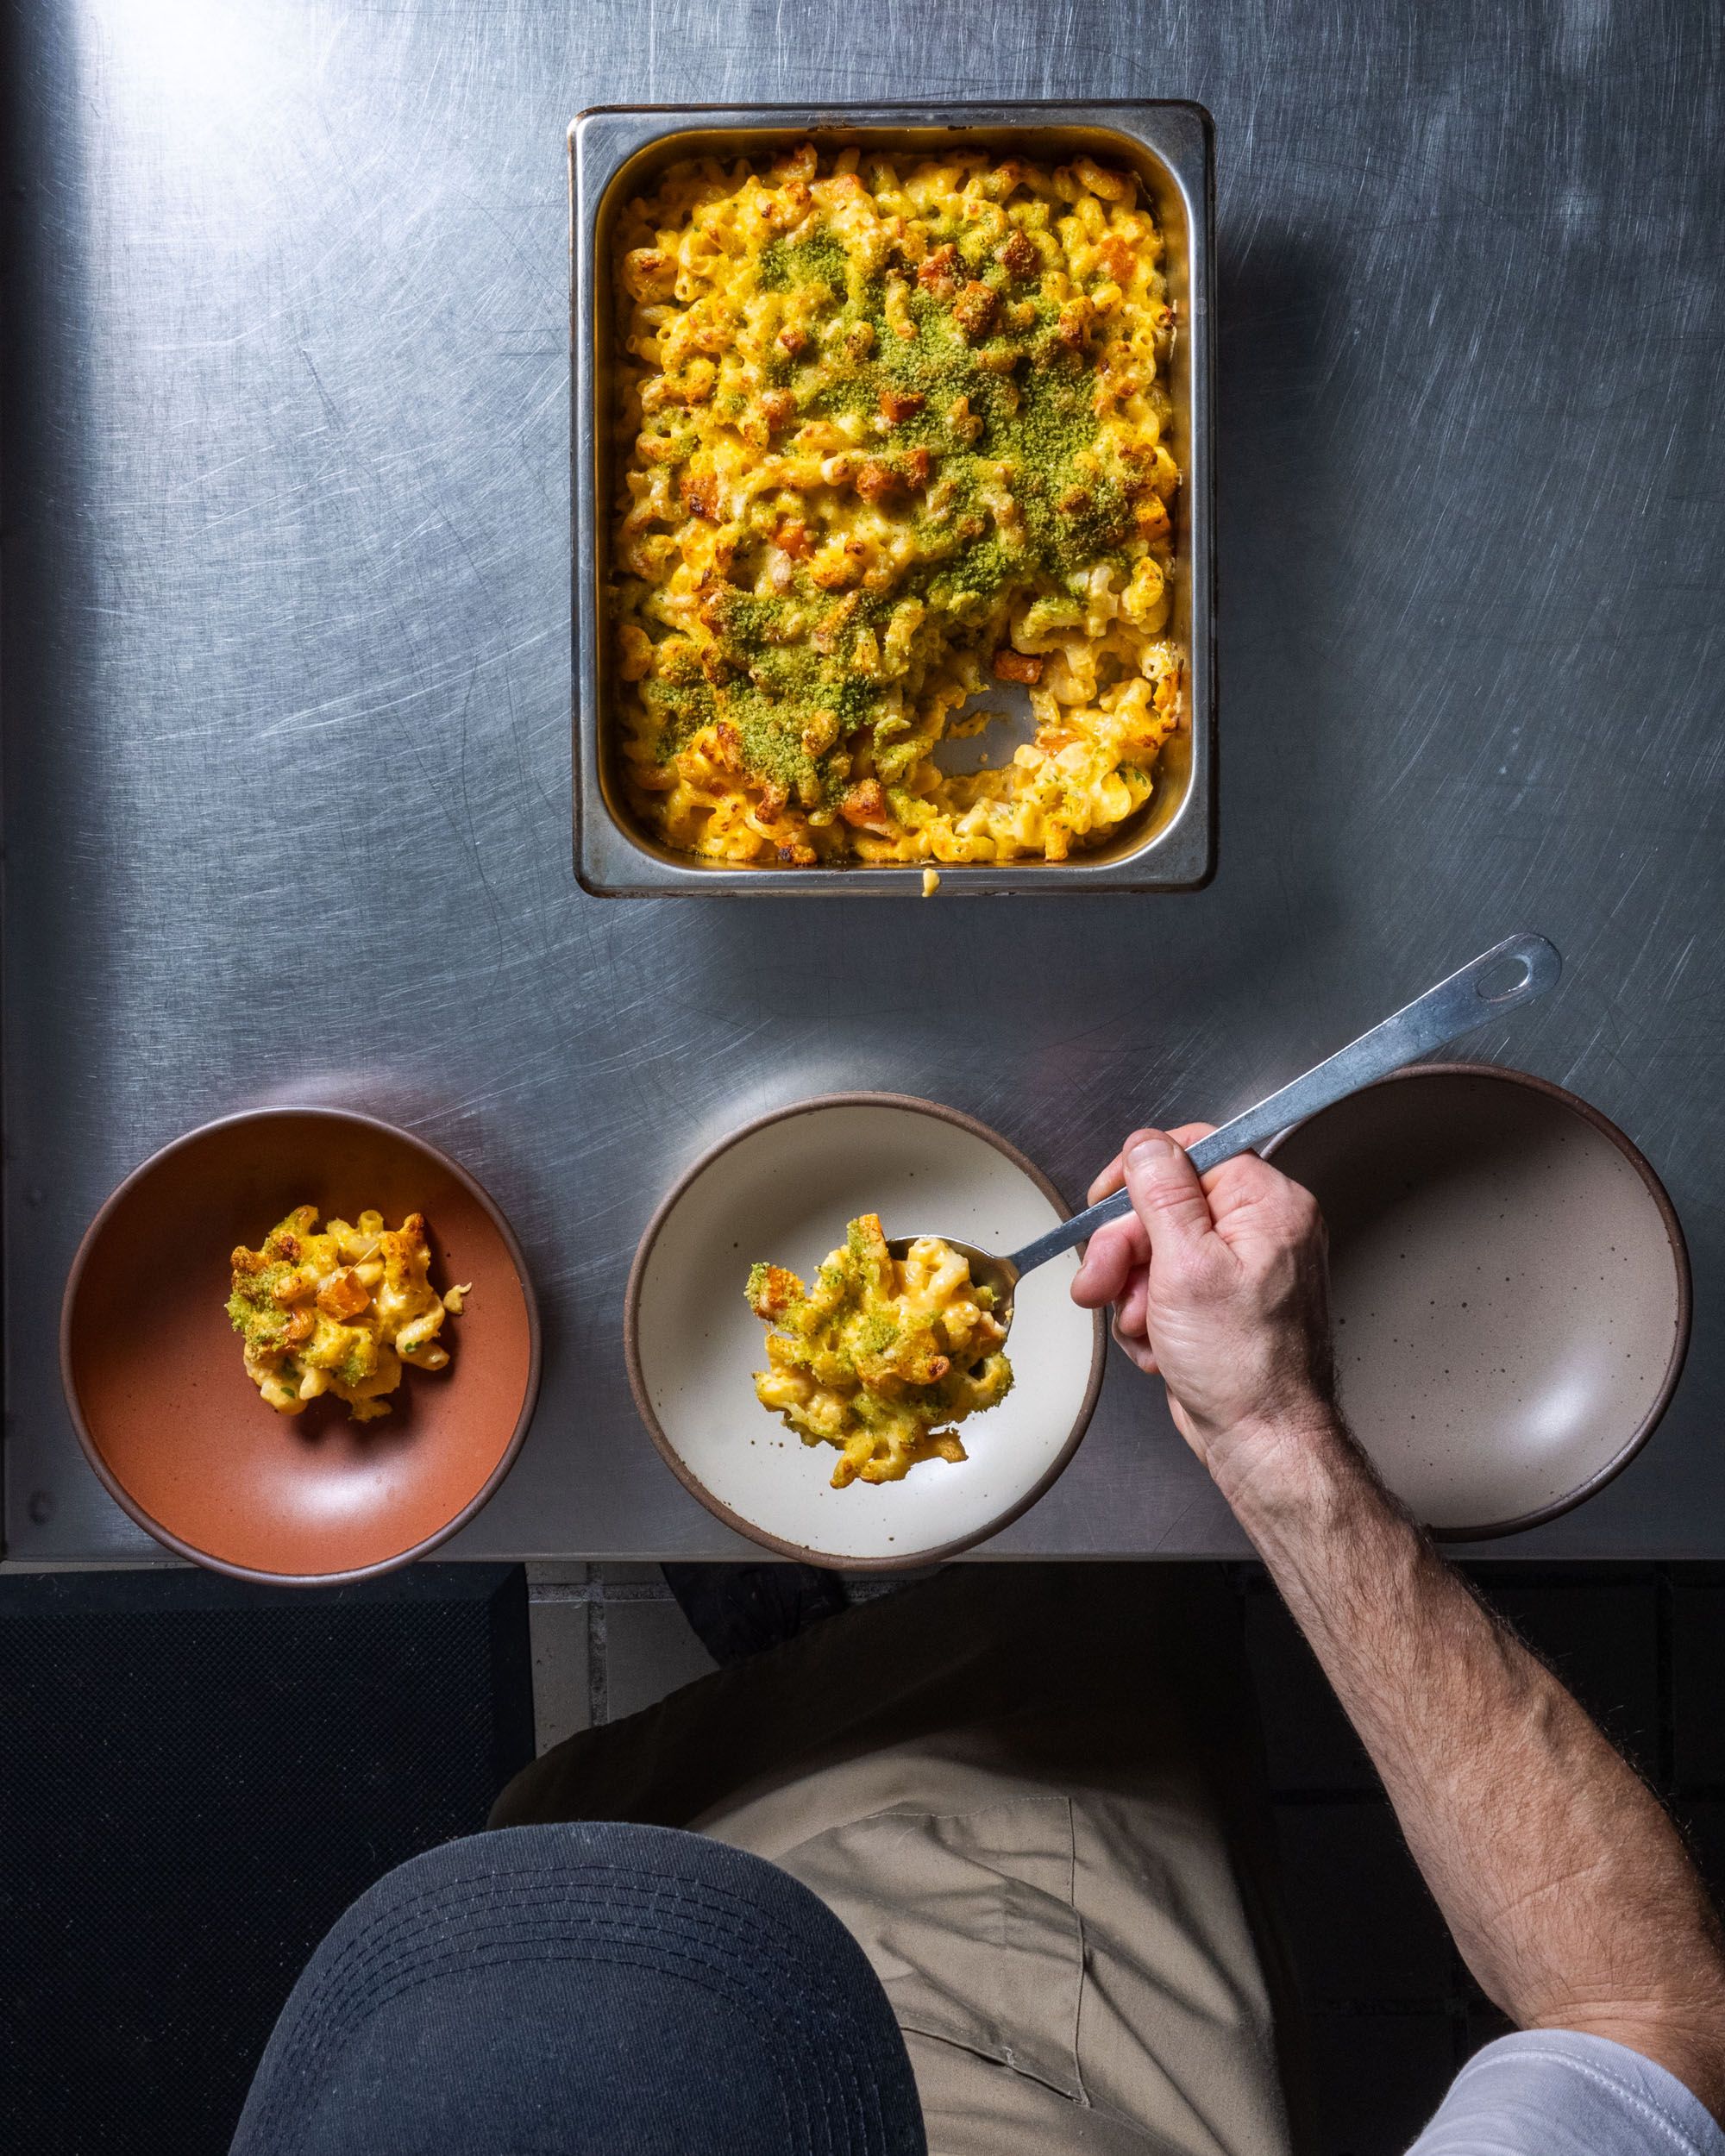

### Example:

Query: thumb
xmin=1122 ymin=1129 xmax=1214 ymax=1257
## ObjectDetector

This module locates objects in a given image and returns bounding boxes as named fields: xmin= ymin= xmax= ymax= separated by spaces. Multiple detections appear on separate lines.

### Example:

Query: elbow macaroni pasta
xmin=746 ymin=1214 xmax=1012 ymax=1487
xmin=611 ymin=141 xmax=1182 ymax=867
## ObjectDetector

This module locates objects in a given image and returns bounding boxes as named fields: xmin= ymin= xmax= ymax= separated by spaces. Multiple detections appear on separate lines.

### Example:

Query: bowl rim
xmin=59 ymin=1104 xmax=544 ymax=1586
xmin=1263 ymin=1061 xmax=1692 ymax=1543
xmin=624 ymin=1090 xmax=1108 ymax=1568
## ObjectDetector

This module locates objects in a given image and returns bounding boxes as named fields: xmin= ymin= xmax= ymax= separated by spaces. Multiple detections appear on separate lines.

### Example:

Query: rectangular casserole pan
xmin=570 ymin=101 xmax=1214 ymax=896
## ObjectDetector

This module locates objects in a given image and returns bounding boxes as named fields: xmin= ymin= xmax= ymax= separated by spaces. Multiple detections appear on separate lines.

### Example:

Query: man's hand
xmin=1070 ymin=1125 xmax=1337 ymax=1503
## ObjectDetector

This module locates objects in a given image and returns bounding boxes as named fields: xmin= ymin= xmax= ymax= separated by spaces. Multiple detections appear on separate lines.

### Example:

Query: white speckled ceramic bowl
xmin=625 ymin=1094 xmax=1106 ymax=1567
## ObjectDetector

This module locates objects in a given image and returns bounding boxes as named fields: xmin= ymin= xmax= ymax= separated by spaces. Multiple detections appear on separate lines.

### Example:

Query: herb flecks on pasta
xmin=612 ymin=141 xmax=1181 ymax=866
xmin=746 ymin=1214 xmax=1012 ymax=1487
xmin=228 ymin=1206 xmax=469 ymax=1423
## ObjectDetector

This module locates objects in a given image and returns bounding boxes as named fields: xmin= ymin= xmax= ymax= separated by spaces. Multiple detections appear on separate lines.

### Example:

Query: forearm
xmin=1231 ymin=1418 xmax=1725 ymax=2116
xmin=1079 ymin=1127 xmax=1725 ymax=2109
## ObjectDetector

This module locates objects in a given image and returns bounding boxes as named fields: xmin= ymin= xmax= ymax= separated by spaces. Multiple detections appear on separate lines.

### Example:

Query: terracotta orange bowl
xmin=60 ymin=1108 xmax=541 ymax=1583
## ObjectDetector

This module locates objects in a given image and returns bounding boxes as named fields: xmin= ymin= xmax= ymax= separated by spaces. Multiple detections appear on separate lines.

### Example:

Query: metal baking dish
xmin=570 ymin=101 xmax=1214 ymax=896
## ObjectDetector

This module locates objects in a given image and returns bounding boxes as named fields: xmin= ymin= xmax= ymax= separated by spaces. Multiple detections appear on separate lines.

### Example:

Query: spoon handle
xmin=1008 ymin=932 xmax=1562 ymax=1276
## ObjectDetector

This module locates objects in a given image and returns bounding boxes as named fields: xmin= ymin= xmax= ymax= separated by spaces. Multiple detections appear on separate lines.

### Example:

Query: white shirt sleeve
xmin=1408 ymin=2032 xmax=1725 ymax=2156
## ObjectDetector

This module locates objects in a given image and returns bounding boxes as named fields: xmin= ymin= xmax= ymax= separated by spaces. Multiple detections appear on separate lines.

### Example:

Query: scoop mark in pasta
xmin=612 ymin=141 xmax=1182 ymax=867
xmin=227 ymin=1206 xmax=470 ymax=1422
xmin=745 ymin=1213 xmax=1012 ymax=1487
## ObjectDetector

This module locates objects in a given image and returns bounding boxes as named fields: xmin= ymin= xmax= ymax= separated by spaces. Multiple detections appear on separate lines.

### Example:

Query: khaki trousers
xmin=491 ymin=1565 xmax=1307 ymax=2156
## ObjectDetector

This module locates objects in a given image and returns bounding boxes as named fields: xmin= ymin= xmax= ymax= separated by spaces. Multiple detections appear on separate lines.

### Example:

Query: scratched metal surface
xmin=4 ymin=0 xmax=1722 ymax=1564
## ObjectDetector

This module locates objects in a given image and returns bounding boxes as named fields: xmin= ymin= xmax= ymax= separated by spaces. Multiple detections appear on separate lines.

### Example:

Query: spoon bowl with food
xmin=746 ymin=1216 xmax=1014 ymax=1490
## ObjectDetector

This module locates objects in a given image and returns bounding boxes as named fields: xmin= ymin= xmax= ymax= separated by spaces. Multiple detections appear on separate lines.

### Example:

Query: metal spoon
xmin=888 ymin=932 xmax=1563 ymax=1339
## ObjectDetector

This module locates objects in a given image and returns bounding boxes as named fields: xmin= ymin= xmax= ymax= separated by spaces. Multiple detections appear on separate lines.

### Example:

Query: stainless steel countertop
xmin=5 ymin=0 xmax=1722 ymax=1564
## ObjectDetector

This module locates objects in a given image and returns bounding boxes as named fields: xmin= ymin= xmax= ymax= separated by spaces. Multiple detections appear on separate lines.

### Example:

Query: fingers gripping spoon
xmin=888 ymin=934 xmax=1563 ymax=1340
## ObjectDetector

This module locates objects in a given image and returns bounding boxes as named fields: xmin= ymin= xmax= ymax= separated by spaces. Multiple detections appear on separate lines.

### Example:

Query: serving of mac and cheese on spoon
xmin=746 ymin=1213 xmax=1012 ymax=1486
xmin=749 ymin=937 xmax=1565 ymax=1489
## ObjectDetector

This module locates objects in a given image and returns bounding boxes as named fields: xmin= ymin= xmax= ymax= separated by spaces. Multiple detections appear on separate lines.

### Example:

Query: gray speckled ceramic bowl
xmin=1266 ymin=1065 xmax=1690 ymax=1539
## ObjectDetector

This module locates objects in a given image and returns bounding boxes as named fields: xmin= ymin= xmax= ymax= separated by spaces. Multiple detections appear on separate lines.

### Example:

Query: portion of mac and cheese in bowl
xmin=746 ymin=1213 xmax=1012 ymax=1487
xmin=228 ymin=1206 xmax=469 ymax=1422
xmin=612 ymin=141 xmax=1181 ymax=868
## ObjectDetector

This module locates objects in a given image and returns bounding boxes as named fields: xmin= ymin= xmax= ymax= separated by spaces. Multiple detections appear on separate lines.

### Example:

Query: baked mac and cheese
xmin=612 ymin=141 xmax=1181 ymax=867
xmin=228 ymin=1206 xmax=470 ymax=1422
xmin=746 ymin=1213 xmax=1012 ymax=1486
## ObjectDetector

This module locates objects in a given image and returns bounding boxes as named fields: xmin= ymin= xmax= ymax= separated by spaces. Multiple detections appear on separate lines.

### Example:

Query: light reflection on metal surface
xmin=98 ymin=0 xmax=287 ymax=115
xmin=5 ymin=1 xmax=1723 ymax=1564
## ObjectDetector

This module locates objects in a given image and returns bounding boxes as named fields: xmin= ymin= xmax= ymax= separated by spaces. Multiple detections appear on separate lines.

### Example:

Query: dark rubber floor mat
xmin=0 ymin=1563 xmax=534 ymax=2156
